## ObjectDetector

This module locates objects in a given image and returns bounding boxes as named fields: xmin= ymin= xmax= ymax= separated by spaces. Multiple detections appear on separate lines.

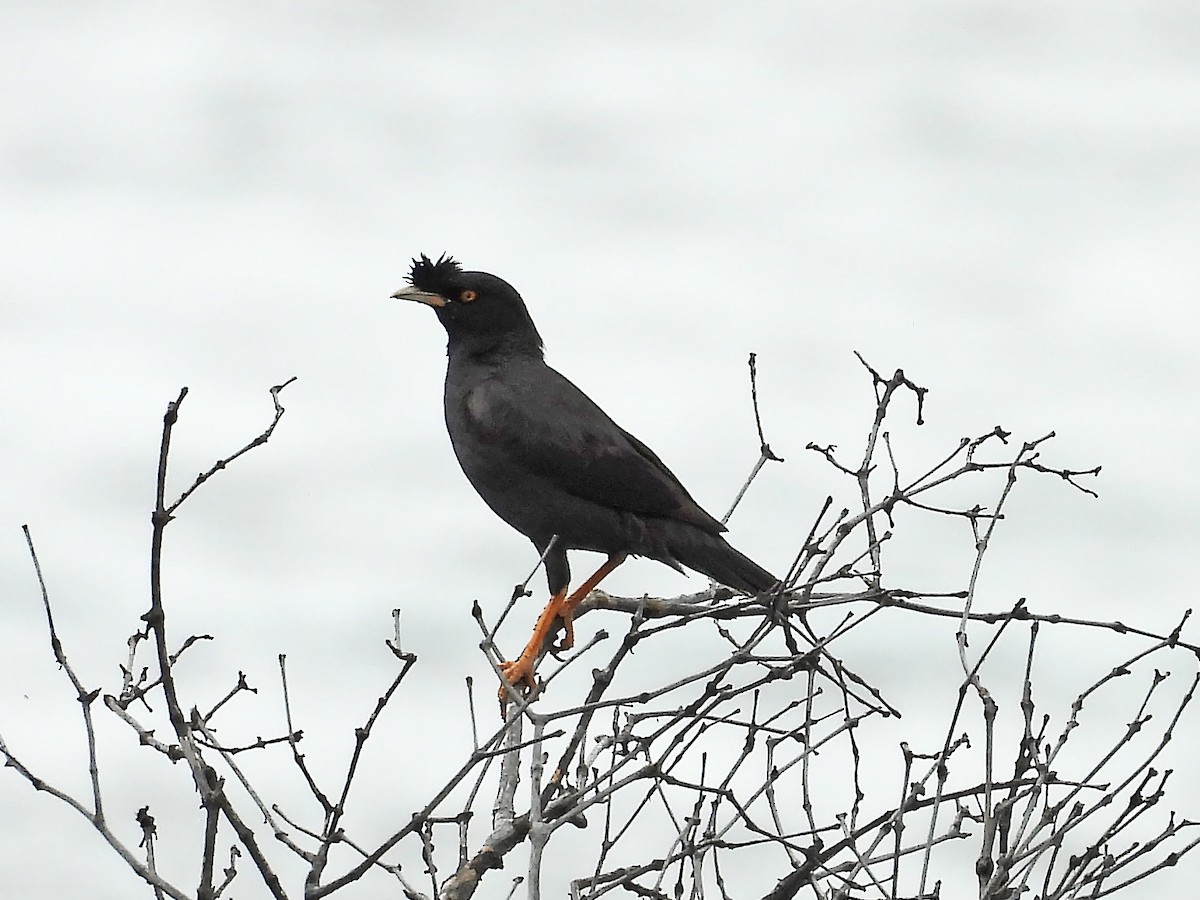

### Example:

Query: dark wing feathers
xmin=462 ymin=364 xmax=726 ymax=535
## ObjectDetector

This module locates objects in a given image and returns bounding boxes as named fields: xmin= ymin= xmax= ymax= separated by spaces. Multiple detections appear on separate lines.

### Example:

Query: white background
xmin=3 ymin=3 xmax=1198 ymax=898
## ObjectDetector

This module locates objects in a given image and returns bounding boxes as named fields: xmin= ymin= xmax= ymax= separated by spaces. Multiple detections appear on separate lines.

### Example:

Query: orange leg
xmin=555 ymin=552 xmax=627 ymax=650
xmin=499 ymin=553 xmax=626 ymax=709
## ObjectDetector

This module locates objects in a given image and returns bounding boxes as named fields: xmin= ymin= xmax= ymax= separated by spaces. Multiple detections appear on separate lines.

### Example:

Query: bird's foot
xmin=496 ymin=588 xmax=569 ymax=714
xmin=498 ymin=655 xmax=539 ymax=690
xmin=497 ymin=654 xmax=539 ymax=714
xmin=493 ymin=559 xmax=626 ymax=716
xmin=549 ymin=607 xmax=576 ymax=654
xmin=548 ymin=554 xmax=626 ymax=653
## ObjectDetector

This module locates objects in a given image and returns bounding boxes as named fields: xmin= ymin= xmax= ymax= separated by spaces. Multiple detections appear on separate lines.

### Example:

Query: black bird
xmin=393 ymin=254 xmax=776 ymax=697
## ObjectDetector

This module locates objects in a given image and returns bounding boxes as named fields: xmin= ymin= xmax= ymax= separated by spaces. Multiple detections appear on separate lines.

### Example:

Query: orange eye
xmin=460 ymin=289 xmax=477 ymax=302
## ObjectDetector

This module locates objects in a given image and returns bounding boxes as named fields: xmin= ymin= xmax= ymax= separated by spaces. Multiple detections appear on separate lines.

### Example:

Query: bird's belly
xmin=452 ymin=447 xmax=638 ymax=555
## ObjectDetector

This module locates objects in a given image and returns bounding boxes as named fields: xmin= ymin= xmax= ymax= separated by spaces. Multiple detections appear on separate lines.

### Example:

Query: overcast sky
xmin=3 ymin=3 xmax=1199 ymax=898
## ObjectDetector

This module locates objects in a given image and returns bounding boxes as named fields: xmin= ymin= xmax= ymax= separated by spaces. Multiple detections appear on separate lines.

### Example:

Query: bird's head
xmin=392 ymin=254 xmax=544 ymax=357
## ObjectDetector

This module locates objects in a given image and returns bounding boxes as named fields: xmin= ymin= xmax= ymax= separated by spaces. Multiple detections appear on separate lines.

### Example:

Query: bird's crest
xmin=409 ymin=253 xmax=462 ymax=295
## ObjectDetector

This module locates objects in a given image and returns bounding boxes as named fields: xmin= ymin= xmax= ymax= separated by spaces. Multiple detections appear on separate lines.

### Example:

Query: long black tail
xmin=667 ymin=527 xmax=778 ymax=595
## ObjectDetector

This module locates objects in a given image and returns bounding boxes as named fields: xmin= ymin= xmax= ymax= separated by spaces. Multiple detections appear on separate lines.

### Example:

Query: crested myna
xmin=394 ymin=254 xmax=777 ymax=702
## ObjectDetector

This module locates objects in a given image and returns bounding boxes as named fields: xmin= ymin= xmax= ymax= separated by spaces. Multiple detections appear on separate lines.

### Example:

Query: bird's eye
xmin=460 ymin=289 xmax=477 ymax=303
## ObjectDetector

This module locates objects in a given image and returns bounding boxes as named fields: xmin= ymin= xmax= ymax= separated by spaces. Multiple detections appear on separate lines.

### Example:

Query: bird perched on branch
xmin=394 ymin=254 xmax=777 ymax=704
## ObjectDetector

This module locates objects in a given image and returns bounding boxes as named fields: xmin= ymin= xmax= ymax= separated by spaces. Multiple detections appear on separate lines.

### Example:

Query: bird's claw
xmin=499 ymin=657 xmax=538 ymax=690
xmin=497 ymin=657 xmax=539 ymax=714
xmin=551 ymin=609 xmax=576 ymax=653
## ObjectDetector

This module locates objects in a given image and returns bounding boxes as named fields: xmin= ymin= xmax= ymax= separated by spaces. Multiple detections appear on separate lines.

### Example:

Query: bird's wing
xmin=460 ymin=364 xmax=726 ymax=534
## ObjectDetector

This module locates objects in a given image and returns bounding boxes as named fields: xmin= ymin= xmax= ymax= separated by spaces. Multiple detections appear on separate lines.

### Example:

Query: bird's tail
xmin=664 ymin=526 xmax=778 ymax=596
